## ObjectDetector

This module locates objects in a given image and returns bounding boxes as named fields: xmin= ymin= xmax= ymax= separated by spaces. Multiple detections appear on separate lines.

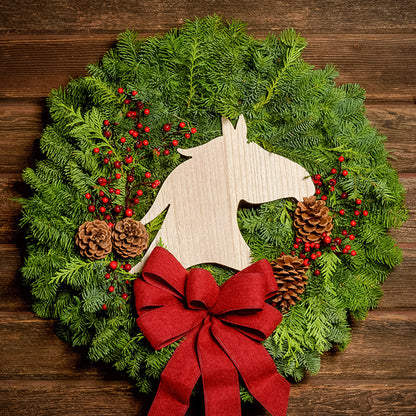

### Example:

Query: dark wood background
xmin=0 ymin=1 xmax=415 ymax=414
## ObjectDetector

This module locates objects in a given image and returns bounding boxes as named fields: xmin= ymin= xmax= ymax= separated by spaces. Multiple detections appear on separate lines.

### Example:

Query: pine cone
xmin=75 ymin=220 xmax=112 ymax=260
xmin=294 ymin=196 xmax=333 ymax=242
xmin=112 ymin=218 xmax=149 ymax=258
xmin=270 ymin=255 xmax=309 ymax=312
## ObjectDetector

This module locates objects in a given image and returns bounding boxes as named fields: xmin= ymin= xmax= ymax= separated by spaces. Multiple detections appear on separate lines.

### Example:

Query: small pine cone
xmin=75 ymin=220 xmax=112 ymax=260
xmin=270 ymin=255 xmax=308 ymax=312
xmin=112 ymin=218 xmax=149 ymax=258
xmin=294 ymin=195 xmax=333 ymax=242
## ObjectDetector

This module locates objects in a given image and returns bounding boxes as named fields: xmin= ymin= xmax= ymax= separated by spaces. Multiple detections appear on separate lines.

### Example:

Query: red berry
xmin=133 ymin=198 xmax=140 ymax=204
xmin=129 ymin=129 xmax=134 ymax=135
xmin=350 ymin=251 xmax=357 ymax=256
xmin=109 ymin=188 xmax=114 ymax=194
xmin=190 ymin=127 xmax=197 ymax=134
xmin=316 ymin=251 xmax=322 ymax=257
xmin=114 ymin=205 xmax=122 ymax=213
xmin=115 ymin=189 xmax=121 ymax=195
xmin=108 ymin=222 xmax=114 ymax=228
xmin=102 ymin=197 xmax=109 ymax=204
xmin=127 ymin=111 xmax=133 ymax=118
xmin=114 ymin=161 xmax=122 ymax=169
xmin=339 ymin=209 xmax=345 ymax=215
xmin=124 ymin=99 xmax=131 ymax=105
xmin=108 ymin=150 xmax=113 ymax=155
xmin=339 ymin=156 xmax=345 ymax=162
xmin=322 ymin=232 xmax=327 ymax=238
xmin=145 ymin=172 xmax=151 ymax=178
xmin=137 ymin=123 xmax=143 ymax=129
xmin=324 ymin=236 xmax=332 ymax=244
xmin=295 ymin=237 xmax=302 ymax=243
xmin=315 ymin=189 xmax=321 ymax=195
xmin=143 ymin=140 xmax=149 ymax=146
xmin=314 ymin=270 xmax=321 ymax=276
xmin=104 ymin=130 xmax=112 ymax=138
xmin=103 ymin=158 xmax=109 ymax=164
xmin=315 ymin=174 xmax=321 ymax=180
xmin=109 ymin=261 xmax=118 ymax=270
xmin=342 ymin=248 xmax=349 ymax=254
xmin=99 ymin=206 xmax=106 ymax=213
xmin=341 ymin=192 xmax=347 ymax=199
xmin=109 ymin=286 xmax=115 ymax=292
xmin=144 ymin=126 xmax=150 ymax=133
xmin=163 ymin=123 xmax=171 ymax=132
xmin=127 ymin=175 xmax=134 ymax=183
xmin=121 ymin=293 xmax=128 ymax=300
xmin=293 ymin=243 xmax=299 ymax=249
xmin=132 ymin=90 xmax=137 ymax=96
xmin=132 ymin=131 xmax=139 ymax=138
xmin=331 ymin=168 xmax=337 ymax=174
xmin=136 ymin=101 xmax=144 ymax=109
xmin=125 ymin=156 xmax=133 ymax=164
xmin=335 ymin=237 xmax=342 ymax=245
xmin=105 ymin=214 xmax=111 ymax=220
xmin=125 ymin=208 xmax=133 ymax=217
xmin=124 ymin=263 xmax=132 ymax=272
xmin=329 ymin=179 xmax=337 ymax=186
xmin=88 ymin=204 xmax=95 ymax=212
xmin=315 ymin=243 xmax=320 ymax=249
xmin=349 ymin=234 xmax=355 ymax=241
xmin=137 ymin=190 xmax=143 ymax=196
xmin=93 ymin=147 xmax=100 ymax=153
xmin=321 ymin=195 xmax=327 ymax=201
xmin=342 ymin=170 xmax=348 ymax=176
xmin=115 ymin=173 xmax=121 ymax=179
xmin=342 ymin=230 xmax=348 ymax=236
xmin=330 ymin=246 xmax=337 ymax=251
xmin=354 ymin=210 xmax=360 ymax=216
xmin=356 ymin=199 xmax=362 ymax=205
xmin=99 ymin=190 xmax=105 ymax=197
xmin=102 ymin=304 xmax=108 ymax=310
xmin=303 ymin=259 xmax=310 ymax=266
xmin=184 ymin=133 xmax=191 ymax=139
xmin=311 ymin=253 xmax=317 ymax=260
xmin=172 ymin=139 xmax=179 ymax=146
xmin=118 ymin=87 xmax=124 ymax=93
xmin=120 ymin=137 xmax=126 ymax=143
xmin=154 ymin=180 xmax=160 ymax=186
xmin=363 ymin=210 xmax=369 ymax=216
xmin=345 ymin=245 xmax=351 ymax=251
xmin=144 ymin=108 xmax=150 ymax=115
xmin=105 ymin=273 xmax=111 ymax=279
xmin=350 ymin=220 xmax=357 ymax=227
xmin=164 ymin=149 xmax=170 ymax=155
xmin=104 ymin=119 xmax=110 ymax=126
xmin=85 ymin=193 xmax=91 ymax=199
xmin=179 ymin=121 xmax=186 ymax=128
xmin=329 ymin=186 xmax=335 ymax=192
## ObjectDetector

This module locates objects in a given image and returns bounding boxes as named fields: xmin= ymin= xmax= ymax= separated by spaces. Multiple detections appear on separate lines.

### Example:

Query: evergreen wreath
xmin=20 ymin=16 xmax=407 ymax=398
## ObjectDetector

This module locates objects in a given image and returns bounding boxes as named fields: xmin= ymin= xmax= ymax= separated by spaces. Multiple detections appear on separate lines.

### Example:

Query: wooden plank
xmin=0 ymin=378 xmax=415 ymax=416
xmin=0 ymin=35 xmax=415 ymax=101
xmin=0 ymin=0 xmax=414 ymax=35
xmin=0 ymin=101 xmax=415 ymax=175
xmin=1 ymin=310 xmax=415 ymax=380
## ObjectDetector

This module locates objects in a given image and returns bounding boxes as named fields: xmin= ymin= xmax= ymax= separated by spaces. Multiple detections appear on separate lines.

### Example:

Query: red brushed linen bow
xmin=134 ymin=247 xmax=290 ymax=416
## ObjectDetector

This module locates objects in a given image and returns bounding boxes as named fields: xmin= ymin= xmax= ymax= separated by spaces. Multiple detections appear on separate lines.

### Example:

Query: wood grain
xmin=1 ymin=35 xmax=415 ymax=101
xmin=0 ymin=0 xmax=414 ymax=35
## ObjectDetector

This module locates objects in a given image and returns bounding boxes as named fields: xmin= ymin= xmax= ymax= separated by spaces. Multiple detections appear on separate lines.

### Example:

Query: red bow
xmin=134 ymin=247 xmax=290 ymax=416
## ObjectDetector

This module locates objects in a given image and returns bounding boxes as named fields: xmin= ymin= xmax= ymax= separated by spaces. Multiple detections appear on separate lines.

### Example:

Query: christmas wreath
xmin=20 ymin=16 xmax=407 ymax=409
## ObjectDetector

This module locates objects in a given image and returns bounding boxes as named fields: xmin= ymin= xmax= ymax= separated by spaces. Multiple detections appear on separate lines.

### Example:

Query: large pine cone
xmin=112 ymin=218 xmax=149 ymax=258
xmin=75 ymin=220 xmax=112 ymax=260
xmin=270 ymin=255 xmax=308 ymax=312
xmin=294 ymin=196 xmax=333 ymax=242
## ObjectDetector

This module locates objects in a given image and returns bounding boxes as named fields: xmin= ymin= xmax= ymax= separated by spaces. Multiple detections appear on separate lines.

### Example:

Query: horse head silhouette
xmin=131 ymin=115 xmax=315 ymax=273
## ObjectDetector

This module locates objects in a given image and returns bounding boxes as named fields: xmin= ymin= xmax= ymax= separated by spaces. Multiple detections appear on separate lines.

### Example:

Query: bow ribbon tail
xmin=211 ymin=319 xmax=290 ymax=416
xmin=148 ymin=327 xmax=201 ymax=416
xmin=197 ymin=318 xmax=241 ymax=416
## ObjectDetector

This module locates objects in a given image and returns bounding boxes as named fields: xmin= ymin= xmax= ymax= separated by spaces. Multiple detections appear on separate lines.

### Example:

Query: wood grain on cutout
xmin=131 ymin=115 xmax=315 ymax=273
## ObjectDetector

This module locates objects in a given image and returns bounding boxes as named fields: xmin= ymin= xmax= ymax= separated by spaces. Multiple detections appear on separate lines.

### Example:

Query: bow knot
xmin=134 ymin=247 xmax=290 ymax=416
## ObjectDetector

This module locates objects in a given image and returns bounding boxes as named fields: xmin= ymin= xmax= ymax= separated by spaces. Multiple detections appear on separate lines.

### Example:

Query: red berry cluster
xmin=101 ymin=260 xmax=132 ymax=309
xmin=85 ymin=89 xmax=197 ymax=227
xmin=290 ymin=156 xmax=369 ymax=275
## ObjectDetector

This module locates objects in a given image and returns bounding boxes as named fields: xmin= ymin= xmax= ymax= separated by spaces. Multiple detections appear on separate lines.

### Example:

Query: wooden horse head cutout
xmin=131 ymin=115 xmax=315 ymax=273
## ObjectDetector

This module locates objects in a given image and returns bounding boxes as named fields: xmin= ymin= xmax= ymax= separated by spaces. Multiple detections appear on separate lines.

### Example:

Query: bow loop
xmin=186 ymin=268 xmax=219 ymax=310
